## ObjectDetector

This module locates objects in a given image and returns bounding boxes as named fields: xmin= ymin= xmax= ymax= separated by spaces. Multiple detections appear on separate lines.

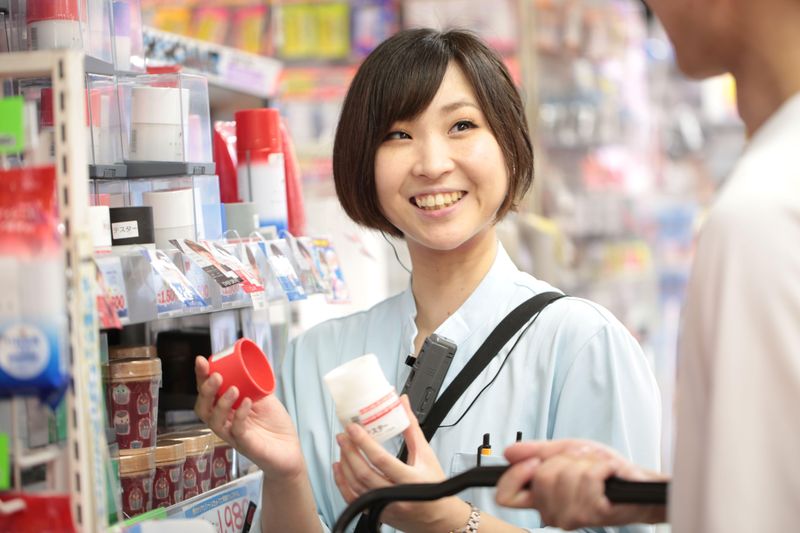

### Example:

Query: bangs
xmin=364 ymin=33 xmax=452 ymax=137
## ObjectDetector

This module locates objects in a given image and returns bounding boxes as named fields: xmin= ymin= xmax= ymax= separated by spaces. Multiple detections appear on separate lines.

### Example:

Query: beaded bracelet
xmin=449 ymin=501 xmax=480 ymax=533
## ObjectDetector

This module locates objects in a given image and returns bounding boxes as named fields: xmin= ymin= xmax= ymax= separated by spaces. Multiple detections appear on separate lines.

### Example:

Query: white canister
xmin=323 ymin=354 xmax=409 ymax=443
xmin=142 ymin=188 xmax=195 ymax=249
xmin=89 ymin=205 xmax=112 ymax=249
xmin=129 ymin=87 xmax=190 ymax=162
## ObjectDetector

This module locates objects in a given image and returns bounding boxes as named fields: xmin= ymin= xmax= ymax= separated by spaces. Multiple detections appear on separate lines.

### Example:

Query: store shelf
xmin=124 ymin=161 xmax=217 ymax=178
xmin=143 ymin=27 xmax=282 ymax=100
xmin=114 ymin=471 xmax=263 ymax=531
xmin=90 ymin=164 xmax=128 ymax=179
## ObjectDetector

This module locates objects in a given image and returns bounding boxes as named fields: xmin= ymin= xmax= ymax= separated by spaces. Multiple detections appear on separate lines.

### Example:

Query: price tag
xmin=182 ymin=486 xmax=250 ymax=533
xmin=0 ymin=432 xmax=9 ymax=490
xmin=111 ymin=220 xmax=140 ymax=240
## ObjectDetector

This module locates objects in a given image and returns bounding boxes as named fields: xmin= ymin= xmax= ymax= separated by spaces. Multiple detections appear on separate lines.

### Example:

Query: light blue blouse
xmin=275 ymin=243 xmax=660 ymax=533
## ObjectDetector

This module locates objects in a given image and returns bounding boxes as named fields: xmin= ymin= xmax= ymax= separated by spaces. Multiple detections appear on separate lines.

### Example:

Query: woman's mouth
xmin=410 ymin=191 xmax=466 ymax=211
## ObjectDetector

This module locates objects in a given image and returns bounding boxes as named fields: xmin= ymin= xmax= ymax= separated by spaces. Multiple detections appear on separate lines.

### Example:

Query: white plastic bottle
xmin=324 ymin=354 xmax=410 ymax=443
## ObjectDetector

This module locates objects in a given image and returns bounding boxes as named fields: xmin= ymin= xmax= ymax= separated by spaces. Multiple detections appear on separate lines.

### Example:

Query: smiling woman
xmin=193 ymin=28 xmax=661 ymax=533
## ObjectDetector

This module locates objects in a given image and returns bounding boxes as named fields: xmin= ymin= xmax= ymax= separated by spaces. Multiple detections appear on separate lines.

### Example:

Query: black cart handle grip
xmin=333 ymin=465 xmax=667 ymax=533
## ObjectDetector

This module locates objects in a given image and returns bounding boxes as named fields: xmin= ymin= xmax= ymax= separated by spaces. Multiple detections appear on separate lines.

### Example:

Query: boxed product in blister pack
xmin=0 ymin=165 xmax=68 ymax=407
xmin=260 ymin=239 xmax=306 ymax=301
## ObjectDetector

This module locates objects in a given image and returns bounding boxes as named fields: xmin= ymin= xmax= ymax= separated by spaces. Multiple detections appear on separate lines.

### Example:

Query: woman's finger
xmin=344 ymin=422 xmax=408 ymax=482
xmin=194 ymin=369 xmax=222 ymax=421
xmin=332 ymin=462 xmax=359 ymax=504
xmin=495 ymin=456 xmax=540 ymax=508
xmin=337 ymin=433 xmax=390 ymax=492
xmin=208 ymin=386 xmax=239 ymax=435
xmin=229 ymin=398 xmax=252 ymax=442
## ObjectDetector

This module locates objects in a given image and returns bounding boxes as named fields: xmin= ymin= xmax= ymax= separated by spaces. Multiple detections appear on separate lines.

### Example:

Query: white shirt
xmin=671 ymin=93 xmax=800 ymax=532
xmin=279 ymin=243 xmax=661 ymax=532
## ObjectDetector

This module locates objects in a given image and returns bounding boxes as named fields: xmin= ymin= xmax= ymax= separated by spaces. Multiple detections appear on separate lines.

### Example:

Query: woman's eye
xmin=451 ymin=120 xmax=476 ymax=133
xmin=384 ymin=130 xmax=411 ymax=141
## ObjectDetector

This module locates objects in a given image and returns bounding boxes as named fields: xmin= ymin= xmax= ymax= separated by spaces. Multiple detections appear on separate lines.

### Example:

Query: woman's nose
xmin=410 ymin=137 xmax=456 ymax=180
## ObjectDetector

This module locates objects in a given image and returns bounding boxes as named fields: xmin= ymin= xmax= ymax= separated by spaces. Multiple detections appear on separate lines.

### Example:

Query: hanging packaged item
xmin=0 ymin=165 xmax=68 ymax=407
xmin=235 ymin=109 xmax=289 ymax=234
xmin=311 ymin=237 xmax=350 ymax=304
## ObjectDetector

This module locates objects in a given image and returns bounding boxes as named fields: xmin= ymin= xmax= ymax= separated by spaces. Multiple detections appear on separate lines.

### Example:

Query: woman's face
xmin=374 ymin=62 xmax=508 ymax=253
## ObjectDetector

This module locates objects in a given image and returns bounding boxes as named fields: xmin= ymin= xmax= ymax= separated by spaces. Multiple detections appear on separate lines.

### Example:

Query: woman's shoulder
xmin=291 ymin=291 xmax=407 ymax=351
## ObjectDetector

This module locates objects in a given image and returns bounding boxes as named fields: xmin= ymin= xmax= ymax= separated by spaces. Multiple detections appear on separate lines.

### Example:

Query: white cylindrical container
xmin=129 ymin=87 xmax=190 ymax=162
xmin=89 ymin=205 xmax=112 ymax=250
xmin=26 ymin=0 xmax=83 ymax=51
xmin=324 ymin=354 xmax=409 ymax=443
xmin=142 ymin=188 xmax=195 ymax=250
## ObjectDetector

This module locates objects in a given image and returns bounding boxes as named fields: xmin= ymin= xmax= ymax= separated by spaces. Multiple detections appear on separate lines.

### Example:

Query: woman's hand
xmin=194 ymin=356 xmax=305 ymax=481
xmin=495 ymin=439 xmax=667 ymax=529
xmin=332 ymin=395 xmax=471 ymax=533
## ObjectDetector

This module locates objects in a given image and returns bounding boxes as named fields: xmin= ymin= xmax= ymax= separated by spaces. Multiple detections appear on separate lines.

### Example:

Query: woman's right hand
xmin=194 ymin=356 xmax=305 ymax=481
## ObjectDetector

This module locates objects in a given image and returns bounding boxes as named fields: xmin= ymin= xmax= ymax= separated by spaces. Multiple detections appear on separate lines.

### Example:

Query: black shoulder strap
xmin=354 ymin=291 xmax=565 ymax=533
xmin=400 ymin=290 xmax=566 ymax=461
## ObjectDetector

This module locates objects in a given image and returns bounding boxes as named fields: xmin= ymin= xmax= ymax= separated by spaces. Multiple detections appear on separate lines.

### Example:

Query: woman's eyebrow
xmin=439 ymin=100 xmax=480 ymax=114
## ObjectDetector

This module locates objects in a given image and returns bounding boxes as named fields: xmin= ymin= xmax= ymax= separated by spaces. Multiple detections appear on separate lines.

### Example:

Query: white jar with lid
xmin=324 ymin=354 xmax=409 ymax=443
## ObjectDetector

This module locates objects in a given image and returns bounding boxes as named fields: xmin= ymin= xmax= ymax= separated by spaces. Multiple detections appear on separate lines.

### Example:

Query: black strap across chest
xmin=353 ymin=291 xmax=565 ymax=532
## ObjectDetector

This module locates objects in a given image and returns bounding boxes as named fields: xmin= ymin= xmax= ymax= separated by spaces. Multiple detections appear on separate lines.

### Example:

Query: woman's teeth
xmin=413 ymin=191 xmax=464 ymax=210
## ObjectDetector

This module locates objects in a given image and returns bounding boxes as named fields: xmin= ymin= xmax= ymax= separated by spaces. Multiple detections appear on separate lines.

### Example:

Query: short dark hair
xmin=333 ymin=28 xmax=533 ymax=237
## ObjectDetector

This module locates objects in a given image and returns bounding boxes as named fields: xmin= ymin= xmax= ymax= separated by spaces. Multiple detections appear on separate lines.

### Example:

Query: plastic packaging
xmin=224 ymin=202 xmax=260 ymax=238
xmin=104 ymin=357 xmax=162 ymax=452
xmin=235 ymin=109 xmax=288 ymax=233
xmin=152 ymin=439 xmax=186 ymax=508
xmin=119 ymin=449 xmax=156 ymax=517
xmin=159 ymin=430 xmax=214 ymax=499
xmin=324 ymin=354 xmax=409 ymax=443
xmin=129 ymin=86 xmax=189 ymax=161
xmin=207 ymin=337 xmax=275 ymax=409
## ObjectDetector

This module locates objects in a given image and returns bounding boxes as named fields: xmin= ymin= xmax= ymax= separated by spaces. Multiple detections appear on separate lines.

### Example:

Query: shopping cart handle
xmin=332 ymin=465 xmax=668 ymax=533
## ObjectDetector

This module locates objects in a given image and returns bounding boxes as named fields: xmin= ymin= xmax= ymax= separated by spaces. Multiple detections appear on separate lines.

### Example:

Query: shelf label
xmin=0 ymin=96 xmax=25 ymax=155
xmin=0 ymin=432 xmax=9 ymax=490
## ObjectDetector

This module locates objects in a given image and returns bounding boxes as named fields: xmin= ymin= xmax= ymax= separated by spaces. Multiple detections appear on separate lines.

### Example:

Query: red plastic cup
xmin=207 ymin=338 xmax=274 ymax=409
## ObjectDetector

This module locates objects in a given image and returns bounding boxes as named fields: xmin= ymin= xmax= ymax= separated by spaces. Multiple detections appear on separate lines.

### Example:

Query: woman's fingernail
xmin=225 ymin=386 xmax=238 ymax=400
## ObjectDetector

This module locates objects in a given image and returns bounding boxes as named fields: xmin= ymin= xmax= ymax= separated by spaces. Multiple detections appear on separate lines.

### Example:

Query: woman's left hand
xmin=332 ymin=395 xmax=471 ymax=532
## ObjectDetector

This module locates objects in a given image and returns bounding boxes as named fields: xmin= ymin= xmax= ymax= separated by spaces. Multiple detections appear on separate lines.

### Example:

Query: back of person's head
xmin=333 ymin=28 xmax=533 ymax=237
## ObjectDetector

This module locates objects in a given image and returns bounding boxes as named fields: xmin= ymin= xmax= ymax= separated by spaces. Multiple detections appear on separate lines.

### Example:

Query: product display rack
xmin=0 ymin=49 xmax=106 ymax=531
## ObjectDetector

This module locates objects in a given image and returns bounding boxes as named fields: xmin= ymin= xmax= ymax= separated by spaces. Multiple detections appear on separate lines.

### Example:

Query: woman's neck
xmin=408 ymin=229 xmax=498 ymax=336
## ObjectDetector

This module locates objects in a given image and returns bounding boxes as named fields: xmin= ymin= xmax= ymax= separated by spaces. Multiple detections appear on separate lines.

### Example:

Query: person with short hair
xmin=195 ymin=28 xmax=661 ymax=533
xmin=495 ymin=1 xmax=800 ymax=531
